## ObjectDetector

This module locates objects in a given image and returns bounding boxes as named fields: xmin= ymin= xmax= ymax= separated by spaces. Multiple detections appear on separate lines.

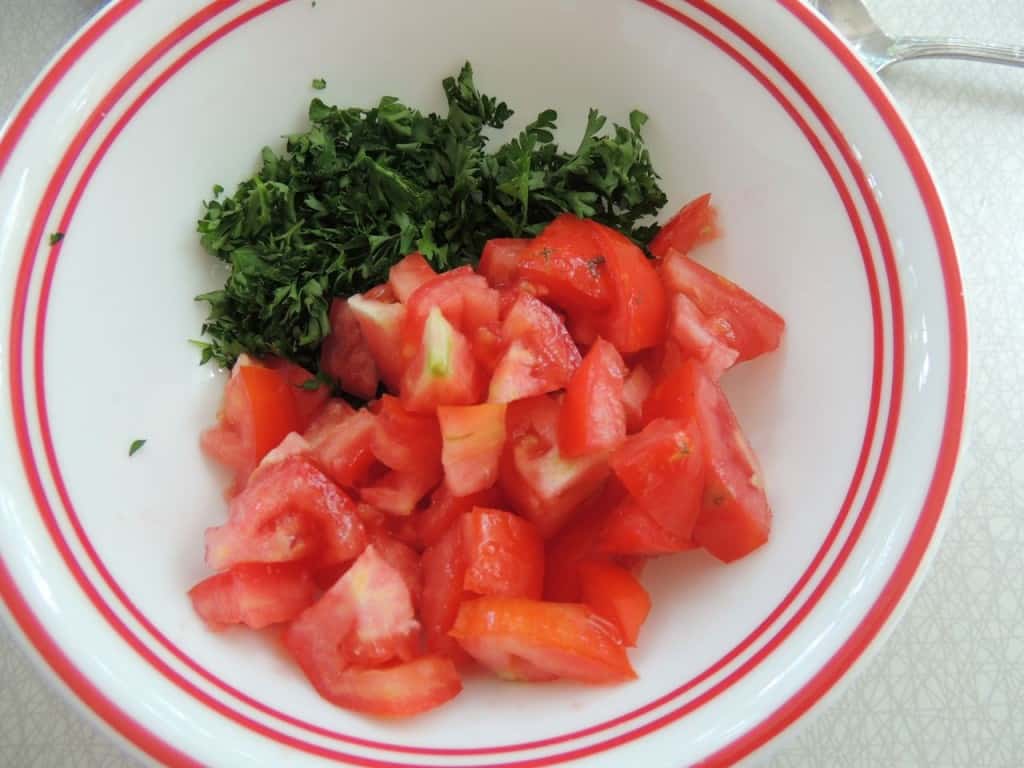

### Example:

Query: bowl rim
xmin=0 ymin=0 xmax=968 ymax=766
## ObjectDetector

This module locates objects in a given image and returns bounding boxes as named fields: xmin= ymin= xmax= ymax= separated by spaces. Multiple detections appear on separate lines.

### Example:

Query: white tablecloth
xmin=2 ymin=1 xmax=1022 ymax=765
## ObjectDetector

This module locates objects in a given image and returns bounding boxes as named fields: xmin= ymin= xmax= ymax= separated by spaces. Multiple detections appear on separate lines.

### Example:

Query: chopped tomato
xmin=610 ymin=417 xmax=704 ymax=540
xmin=501 ymin=395 xmax=610 ymax=538
xmin=649 ymin=193 xmax=718 ymax=260
xmin=189 ymin=562 xmax=317 ymax=630
xmin=347 ymin=295 xmax=406 ymax=392
xmin=621 ymin=364 xmax=653 ymax=434
xmin=543 ymin=493 xmax=614 ymax=602
xmin=668 ymin=292 xmax=738 ymax=380
xmin=516 ymin=215 xmax=611 ymax=312
xmin=660 ymin=249 xmax=784 ymax=361
xmin=451 ymin=597 xmax=636 ymax=683
xmin=558 ymin=338 xmax=627 ymax=458
xmin=401 ymin=307 xmax=484 ymax=412
xmin=371 ymin=395 xmax=442 ymax=475
xmin=471 ymin=322 xmax=506 ymax=374
xmin=488 ymin=292 xmax=581 ymax=403
xmin=437 ymin=403 xmax=507 ymax=496
xmin=416 ymin=484 xmax=504 ymax=548
xmin=205 ymin=456 xmax=367 ymax=570
xmin=320 ymin=298 xmax=379 ymax=399
xmin=303 ymin=399 xmax=355 ymax=441
xmin=304 ymin=657 xmax=463 ymax=717
xmin=368 ymin=532 xmax=422 ymax=610
xmin=388 ymin=252 xmax=437 ymax=303
xmin=306 ymin=408 xmax=379 ymax=489
xmin=363 ymin=282 xmax=397 ymax=303
xmin=577 ymin=560 xmax=651 ymax=646
xmin=461 ymin=507 xmax=544 ymax=599
xmin=360 ymin=466 xmax=442 ymax=517
xmin=599 ymin=496 xmax=693 ymax=556
xmin=420 ymin=524 xmax=469 ymax=661
xmin=588 ymin=222 xmax=667 ymax=355
xmin=264 ymin=358 xmax=330 ymax=430
xmin=479 ymin=238 xmax=530 ymax=288
xmin=402 ymin=267 xmax=500 ymax=357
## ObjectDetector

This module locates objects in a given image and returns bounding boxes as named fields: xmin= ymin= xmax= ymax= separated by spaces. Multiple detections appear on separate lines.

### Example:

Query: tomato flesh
xmin=347 ymin=295 xmax=406 ymax=392
xmin=389 ymin=252 xmax=437 ymax=303
xmin=321 ymin=298 xmax=379 ymax=399
xmin=189 ymin=562 xmax=317 ymax=630
xmin=461 ymin=507 xmax=544 ymax=600
xmin=516 ymin=215 xmax=611 ymax=312
xmin=401 ymin=307 xmax=484 ymax=412
xmin=437 ymin=403 xmax=507 ymax=496
xmin=479 ymin=238 xmax=530 ymax=288
xmin=558 ymin=338 xmax=626 ymax=458
xmin=577 ymin=560 xmax=651 ymax=646
xmin=649 ymin=193 xmax=718 ymax=260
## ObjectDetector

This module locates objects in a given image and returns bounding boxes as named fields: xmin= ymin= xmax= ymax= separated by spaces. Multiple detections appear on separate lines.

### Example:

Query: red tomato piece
xmin=437 ymin=403 xmax=507 ymax=496
xmin=668 ymin=293 xmax=738 ymax=380
xmin=388 ymin=252 xmax=437 ymax=303
xmin=360 ymin=466 xmax=441 ymax=517
xmin=516 ymin=215 xmax=611 ymax=312
xmin=371 ymin=395 xmax=442 ymax=475
xmin=649 ymin=193 xmax=718 ymax=260
xmin=500 ymin=396 xmax=610 ymax=538
xmin=471 ymin=322 xmax=506 ymax=374
xmin=450 ymin=597 xmax=636 ymax=684
xmin=188 ymin=562 xmax=317 ymax=630
xmin=401 ymin=307 xmax=484 ymax=412
xmin=487 ymin=292 xmax=582 ymax=403
xmin=621 ymin=364 xmax=653 ymax=434
xmin=660 ymin=249 xmax=784 ymax=362
xmin=205 ymin=456 xmax=367 ymax=570
xmin=303 ymin=399 xmax=355 ymax=440
xmin=610 ymin=417 xmax=704 ymax=540
xmin=303 ymin=657 xmax=463 ymax=717
xmin=416 ymin=484 xmax=504 ymax=548
xmin=461 ymin=507 xmax=544 ymax=599
xmin=599 ymin=496 xmax=693 ymax=556
xmin=402 ymin=267 xmax=499 ymax=357
xmin=542 ymin=492 xmax=615 ymax=602
xmin=222 ymin=363 xmax=301 ymax=476
xmin=588 ymin=222 xmax=668 ymax=355
xmin=420 ymin=524 xmax=470 ymax=661
xmin=368 ymin=532 xmax=422 ymax=611
xmin=363 ymin=283 xmax=397 ymax=303
xmin=264 ymin=358 xmax=330 ymax=430
xmin=347 ymin=295 xmax=406 ymax=393
xmin=320 ymin=298 xmax=380 ymax=399
xmin=305 ymin=408 xmax=379 ymax=489
xmin=478 ymin=238 xmax=530 ymax=288
xmin=558 ymin=338 xmax=627 ymax=458
xmin=577 ymin=560 xmax=651 ymax=646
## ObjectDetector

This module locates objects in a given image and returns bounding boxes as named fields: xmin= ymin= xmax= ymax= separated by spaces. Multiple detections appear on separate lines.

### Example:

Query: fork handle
xmin=886 ymin=36 xmax=1024 ymax=70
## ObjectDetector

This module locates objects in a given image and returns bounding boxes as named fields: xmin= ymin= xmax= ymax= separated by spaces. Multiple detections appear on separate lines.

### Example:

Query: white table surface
xmin=2 ymin=1 xmax=1022 ymax=766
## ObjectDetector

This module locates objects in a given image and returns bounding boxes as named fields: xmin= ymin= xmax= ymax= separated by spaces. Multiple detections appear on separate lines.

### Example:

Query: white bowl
xmin=0 ymin=1 xmax=968 ymax=765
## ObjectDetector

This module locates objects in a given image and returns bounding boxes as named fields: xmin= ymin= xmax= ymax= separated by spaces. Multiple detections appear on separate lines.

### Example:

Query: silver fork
xmin=809 ymin=0 xmax=1024 ymax=72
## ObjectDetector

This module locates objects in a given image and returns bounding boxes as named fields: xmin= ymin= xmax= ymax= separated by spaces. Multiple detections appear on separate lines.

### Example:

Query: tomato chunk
xmin=660 ymin=249 xmax=784 ymax=362
xmin=577 ymin=560 xmax=651 ymax=646
xmin=416 ymin=484 xmax=503 ymax=548
xmin=588 ymin=222 xmax=667 ymax=355
xmin=516 ymin=215 xmax=611 ymax=312
xmin=437 ymin=403 xmax=507 ymax=496
xmin=372 ymin=395 xmax=442 ymax=475
xmin=189 ymin=563 xmax=317 ymax=630
xmin=667 ymin=292 xmax=738 ymax=380
xmin=621 ymin=364 xmax=653 ymax=434
xmin=461 ymin=507 xmax=544 ymax=599
xmin=451 ymin=597 xmax=636 ymax=683
xmin=264 ymin=358 xmax=330 ymax=430
xmin=306 ymin=408 xmax=378 ymax=489
xmin=558 ymin=338 xmax=627 ymax=458
xmin=321 ymin=298 xmax=379 ymax=399
xmin=420 ymin=523 xmax=469 ymax=661
xmin=599 ymin=496 xmax=693 ymax=556
xmin=402 ymin=267 xmax=499 ymax=357
xmin=306 ymin=657 xmax=463 ymax=717
xmin=401 ymin=307 xmax=484 ymax=412
xmin=205 ymin=456 xmax=367 ymax=570
xmin=649 ymin=193 xmax=718 ymax=260
xmin=389 ymin=252 xmax=437 ymax=303
xmin=347 ymin=295 xmax=406 ymax=392
xmin=479 ymin=238 xmax=530 ymax=288
xmin=610 ymin=417 xmax=704 ymax=540
xmin=360 ymin=466 xmax=441 ymax=517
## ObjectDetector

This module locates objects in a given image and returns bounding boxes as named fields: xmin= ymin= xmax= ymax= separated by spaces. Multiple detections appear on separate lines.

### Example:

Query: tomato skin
xmin=479 ymin=238 xmax=530 ymax=288
xmin=189 ymin=562 xmax=317 ymax=630
xmin=543 ymin=494 xmax=612 ymax=602
xmin=416 ymin=484 xmax=504 ymax=548
xmin=660 ymin=249 xmax=784 ymax=362
xmin=649 ymin=193 xmax=718 ymax=260
xmin=437 ymin=403 xmax=507 ymax=496
xmin=610 ymin=417 xmax=704 ymax=540
xmin=451 ymin=597 xmax=636 ymax=684
xmin=599 ymin=496 xmax=693 ymax=556
xmin=516 ymin=215 xmax=611 ymax=312
xmin=577 ymin=560 xmax=651 ymax=646
xmin=558 ymin=338 xmax=627 ymax=458
xmin=588 ymin=222 xmax=668 ymax=355
xmin=621 ymin=364 xmax=653 ymax=434
xmin=306 ymin=408 xmax=379 ymax=489
xmin=401 ymin=307 xmax=484 ymax=413
xmin=372 ymin=395 xmax=442 ymax=476
xmin=310 ymin=657 xmax=463 ymax=717
xmin=264 ymin=359 xmax=330 ymax=431
xmin=205 ymin=456 xmax=367 ymax=571
xmin=347 ymin=295 xmax=406 ymax=392
xmin=461 ymin=507 xmax=544 ymax=599
xmin=321 ymin=298 xmax=380 ymax=399
xmin=388 ymin=252 xmax=437 ymax=303
xmin=236 ymin=364 xmax=301 ymax=464
xmin=420 ymin=524 xmax=470 ymax=662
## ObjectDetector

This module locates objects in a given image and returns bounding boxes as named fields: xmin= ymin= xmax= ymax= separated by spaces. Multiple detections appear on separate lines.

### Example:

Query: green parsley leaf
xmin=195 ymin=62 xmax=667 ymax=375
xmin=49 ymin=232 xmax=64 ymax=245
xmin=312 ymin=78 xmax=326 ymax=90
xmin=128 ymin=439 xmax=147 ymax=457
